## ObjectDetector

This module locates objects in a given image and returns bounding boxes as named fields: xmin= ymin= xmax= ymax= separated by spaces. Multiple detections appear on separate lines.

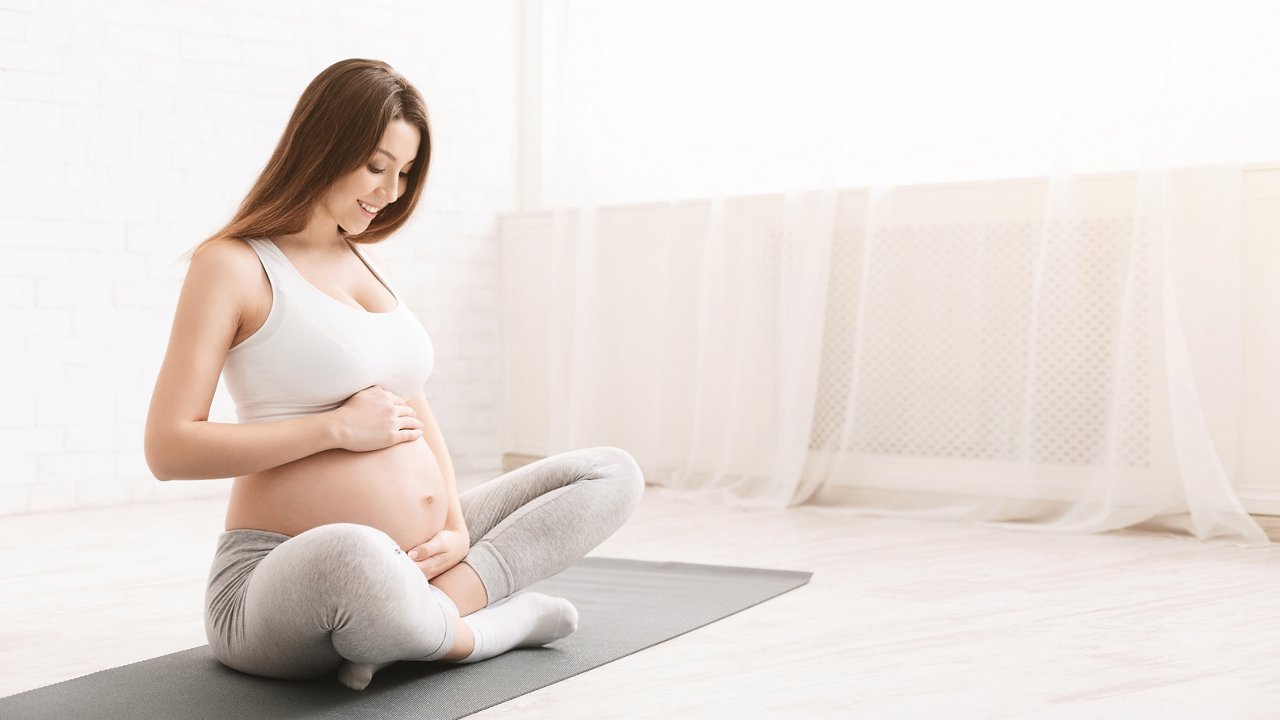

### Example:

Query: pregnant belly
xmin=224 ymin=437 xmax=450 ymax=551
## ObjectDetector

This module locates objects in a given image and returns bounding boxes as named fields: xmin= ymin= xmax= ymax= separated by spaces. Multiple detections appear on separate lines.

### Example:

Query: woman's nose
xmin=377 ymin=176 xmax=399 ymax=204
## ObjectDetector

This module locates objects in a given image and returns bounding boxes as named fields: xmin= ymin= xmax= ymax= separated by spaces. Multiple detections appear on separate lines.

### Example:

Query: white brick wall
xmin=0 ymin=0 xmax=517 ymax=515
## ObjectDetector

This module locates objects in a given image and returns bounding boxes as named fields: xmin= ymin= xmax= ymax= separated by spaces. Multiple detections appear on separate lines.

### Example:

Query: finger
xmin=398 ymin=428 xmax=424 ymax=444
xmin=415 ymin=554 xmax=438 ymax=572
xmin=399 ymin=403 xmax=417 ymax=417
xmin=408 ymin=540 xmax=440 ymax=561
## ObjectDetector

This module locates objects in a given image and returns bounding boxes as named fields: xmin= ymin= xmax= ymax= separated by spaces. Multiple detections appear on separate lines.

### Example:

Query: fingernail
xmin=409 ymin=550 xmax=419 ymax=559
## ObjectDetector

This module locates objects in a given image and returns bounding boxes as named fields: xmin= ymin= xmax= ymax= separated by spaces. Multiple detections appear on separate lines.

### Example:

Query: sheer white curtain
xmin=532 ymin=0 xmax=1279 ymax=546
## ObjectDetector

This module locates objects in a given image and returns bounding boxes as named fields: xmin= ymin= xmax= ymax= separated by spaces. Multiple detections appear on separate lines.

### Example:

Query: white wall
xmin=0 ymin=0 xmax=518 ymax=514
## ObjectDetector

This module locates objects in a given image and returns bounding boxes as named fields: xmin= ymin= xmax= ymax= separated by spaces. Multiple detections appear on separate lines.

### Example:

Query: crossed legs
xmin=335 ymin=446 xmax=644 ymax=688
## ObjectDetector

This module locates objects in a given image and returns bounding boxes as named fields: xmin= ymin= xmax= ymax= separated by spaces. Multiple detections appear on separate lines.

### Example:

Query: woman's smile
xmin=357 ymin=199 xmax=382 ymax=218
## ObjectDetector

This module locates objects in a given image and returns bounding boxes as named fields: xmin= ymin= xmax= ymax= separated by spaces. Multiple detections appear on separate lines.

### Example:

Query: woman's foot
xmin=335 ymin=591 xmax=578 ymax=687
xmin=446 ymin=592 xmax=579 ymax=664
xmin=337 ymin=659 xmax=395 ymax=691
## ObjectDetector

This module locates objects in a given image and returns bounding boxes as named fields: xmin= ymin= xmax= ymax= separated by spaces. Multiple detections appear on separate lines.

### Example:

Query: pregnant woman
xmin=143 ymin=58 xmax=644 ymax=691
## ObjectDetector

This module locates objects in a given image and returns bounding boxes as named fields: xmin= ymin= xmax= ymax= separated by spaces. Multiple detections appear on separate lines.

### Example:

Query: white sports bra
xmin=221 ymin=237 xmax=434 ymax=424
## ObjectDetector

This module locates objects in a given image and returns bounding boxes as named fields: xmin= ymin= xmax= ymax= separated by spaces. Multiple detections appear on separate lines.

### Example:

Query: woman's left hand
xmin=408 ymin=528 xmax=470 ymax=580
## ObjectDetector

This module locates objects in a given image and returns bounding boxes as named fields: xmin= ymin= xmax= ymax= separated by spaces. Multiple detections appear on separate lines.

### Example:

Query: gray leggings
xmin=204 ymin=446 xmax=644 ymax=679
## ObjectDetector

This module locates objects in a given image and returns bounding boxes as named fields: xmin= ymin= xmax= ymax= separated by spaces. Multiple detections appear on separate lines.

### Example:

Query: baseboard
xmin=1235 ymin=486 xmax=1280 ymax=517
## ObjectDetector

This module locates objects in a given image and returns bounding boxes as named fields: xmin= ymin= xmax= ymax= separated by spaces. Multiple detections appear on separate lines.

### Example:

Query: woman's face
xmin=321 ymin=118 xmax=421 ymax=236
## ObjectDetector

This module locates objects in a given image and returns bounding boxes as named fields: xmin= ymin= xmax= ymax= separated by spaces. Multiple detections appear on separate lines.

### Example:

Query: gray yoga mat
xmin=1 ymin=557 xmax=812 ymax=720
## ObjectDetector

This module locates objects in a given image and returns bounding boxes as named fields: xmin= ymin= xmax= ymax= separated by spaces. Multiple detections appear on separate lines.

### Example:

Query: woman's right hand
xmin=329 ymin=386 xmax=424 ymax=452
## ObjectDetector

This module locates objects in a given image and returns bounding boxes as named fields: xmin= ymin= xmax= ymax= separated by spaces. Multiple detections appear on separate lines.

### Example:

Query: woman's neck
xmin=275 ymin=212 xmax=348 ymax=254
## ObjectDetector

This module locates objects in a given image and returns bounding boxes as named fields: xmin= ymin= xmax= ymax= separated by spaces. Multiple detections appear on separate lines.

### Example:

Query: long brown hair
xmin=187 ymin=58 xmax=432 ymax=261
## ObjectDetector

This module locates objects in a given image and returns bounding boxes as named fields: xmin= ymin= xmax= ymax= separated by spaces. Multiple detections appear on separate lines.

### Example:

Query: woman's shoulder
xmin=185 ymin=237 xmax=272 ymax=304
xmin=190 ymin=236 xmax=266 ymax=275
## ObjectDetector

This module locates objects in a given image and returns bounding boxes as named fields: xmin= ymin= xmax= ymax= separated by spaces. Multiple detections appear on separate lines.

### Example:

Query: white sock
xmin=448 ymin=592 xmax=579 ymax=664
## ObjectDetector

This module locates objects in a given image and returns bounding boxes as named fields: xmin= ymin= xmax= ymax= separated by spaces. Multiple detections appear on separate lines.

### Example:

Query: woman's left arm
xmin=404 ymin=388 xmax=470 ymax=579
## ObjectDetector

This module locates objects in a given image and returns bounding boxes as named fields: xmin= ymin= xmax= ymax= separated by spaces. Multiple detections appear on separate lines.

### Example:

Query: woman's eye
xmin=399 ymin=172 xmax=409 ymax=179
xmin=368 ymin=165 xmax=386 ymax=174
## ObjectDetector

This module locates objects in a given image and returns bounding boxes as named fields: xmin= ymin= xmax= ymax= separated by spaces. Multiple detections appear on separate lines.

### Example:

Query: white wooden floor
xmin=3 ymin=484 xmax=1280 ymax=719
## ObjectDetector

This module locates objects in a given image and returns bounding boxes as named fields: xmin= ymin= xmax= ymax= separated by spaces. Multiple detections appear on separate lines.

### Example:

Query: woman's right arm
xmin=143 ymin=239 xmax=334 ymax=480
xmin=143 ymin=239 xmax=422 ymax=481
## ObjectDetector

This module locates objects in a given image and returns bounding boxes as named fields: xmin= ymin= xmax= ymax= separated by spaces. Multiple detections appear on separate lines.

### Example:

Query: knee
xmin=587 ymin=446 xmax=645 ymax=520
xmin=291 ymin=523 xmax=403 ymax=577
xmin=303 ymin=522 xmax=396 ymax=550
